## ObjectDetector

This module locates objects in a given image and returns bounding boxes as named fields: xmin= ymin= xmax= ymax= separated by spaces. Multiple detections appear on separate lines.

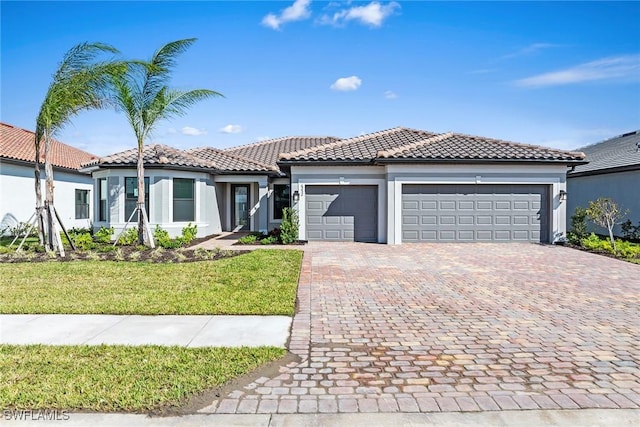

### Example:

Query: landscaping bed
xmin=0 ymin=246 xmax=242 ymax=263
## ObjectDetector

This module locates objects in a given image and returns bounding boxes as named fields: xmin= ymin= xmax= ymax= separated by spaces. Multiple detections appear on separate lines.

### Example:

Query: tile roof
xmin=279 ymin=127 xmax=439 ymax=162
xmin=0 ymin=122 xmax=97 ymax=170
xmin=377 ymin=132 xmax=586 ymax=163
xmin=226 ymin=136 xmax=340 ymax=169
xmin=569 ymin=130 xmax=640 ymax=175
xmin=83 ymin=144 xmax=215 ymax=170
xmin=186 ymin=147 xmax=277 ymax=173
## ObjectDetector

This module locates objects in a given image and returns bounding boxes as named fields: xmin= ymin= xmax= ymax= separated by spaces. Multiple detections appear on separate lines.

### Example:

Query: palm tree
xmin=35 ymin=42 xmax=121 ymax=254
xmin=110 ymin=38 xmax=222 ymax=245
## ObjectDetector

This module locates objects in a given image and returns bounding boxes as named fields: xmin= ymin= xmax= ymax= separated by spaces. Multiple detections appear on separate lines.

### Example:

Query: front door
xmin=231 ymin=184 xmax=250 ymax=231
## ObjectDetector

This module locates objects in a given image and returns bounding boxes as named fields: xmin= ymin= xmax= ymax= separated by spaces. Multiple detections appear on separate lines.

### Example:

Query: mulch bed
xmin=0 ymin=246 xmax=248 ymax=264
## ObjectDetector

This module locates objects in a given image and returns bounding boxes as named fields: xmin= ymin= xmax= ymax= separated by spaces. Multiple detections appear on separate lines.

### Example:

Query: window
xmin=173 ymin=178 xmax=195 ymax=222
xmin=98 ymin=178 xmax=108 ymax=222
xmin=75 ymin=189 xmax=89 ymax=219
xmin=273 ymin=184 xmax=290 ymax=220
xmin=124 ymin=177 xmax=149 ymax=221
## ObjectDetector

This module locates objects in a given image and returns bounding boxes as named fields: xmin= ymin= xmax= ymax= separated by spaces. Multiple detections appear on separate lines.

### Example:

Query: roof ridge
xmin=278 ymin=127 xmax=422 ymax=160
xmin=575 ymin=129 xmax=640 ymax=151
xmin=452 ymin=132 xmax=586 ymax=159
xmin=188 ymin=146 xmax=277 ymax=171
xmin=225 ymin=135 xmax=340 ymax=152
xmin=377 ymin=132 xmax=454 ymax=158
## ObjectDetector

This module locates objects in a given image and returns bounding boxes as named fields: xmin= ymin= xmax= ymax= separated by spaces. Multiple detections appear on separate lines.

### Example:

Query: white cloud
xmin=181 ymin=126 xmax=207 ymax=136
xmin=219 ymin=124 xmax=243 ymax=134
xmin=330 ymin=76 xmax=362 ymax=91
xmin=516 ymin=54 xmax=640 ymax=87
xmin=262 ymin=0 xmax=311 ymax=30
xmin=384 ymin=90 xmax=397 ymax=99
xmin=320 ymin=1 xmax=400 ymax=28
xmin=502 ymin=43 xmax=561 ymax=59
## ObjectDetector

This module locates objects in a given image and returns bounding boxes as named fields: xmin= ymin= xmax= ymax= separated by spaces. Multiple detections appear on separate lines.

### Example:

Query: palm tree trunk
xmin=137 ymin=143 xmax=145 ymax=245
xmin=33 ymin=137 xmax=46 ymax=246
xmin=44 ymin=129 xmax=56 ymax=251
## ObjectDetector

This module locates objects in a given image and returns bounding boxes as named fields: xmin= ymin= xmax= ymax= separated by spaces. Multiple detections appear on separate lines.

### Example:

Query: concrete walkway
xmin=2 ymin=409 xmax=638 ymax=426
xmin=0 ymin=314 xmax=291 ymax=347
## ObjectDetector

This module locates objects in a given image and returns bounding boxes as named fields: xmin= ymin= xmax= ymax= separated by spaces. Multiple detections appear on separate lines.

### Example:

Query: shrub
xmin=181 ymin=223 xmax=198 ymax=244
xmin=73 ymin=232 xmax=95 ymax=251
xmin=280 ymin=208 xmax=299 ymax=245
xmin=9 ymin=222 xmax=37 ymax=238
xmin=580 ymin=233 xmax=613 ymax=253
xmin=614 ymin=239 xmax=640 ymax=258
xmin=621 ymin=220 xmax=640 ymax=241
xmin=94 ymin=226 xmax=114 ymax=244
xmin=260 ymin=235 xmax=279 ymax=245
xmin=117 ymin=227 xmax=139 ymax=246
xmin=237 ymin=234 xmax=258 ymax=244
xmin=569 ymin=207 xmax=589 ymax=245
xmin=154 ymin=225 xmax=185 ymax=249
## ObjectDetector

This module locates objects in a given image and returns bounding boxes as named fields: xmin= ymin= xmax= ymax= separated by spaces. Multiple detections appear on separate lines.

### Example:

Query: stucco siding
xmin=567 ymin=170 xmax=640 ymax=236
xmin=1 ymin=161 xmax=93 ymax=231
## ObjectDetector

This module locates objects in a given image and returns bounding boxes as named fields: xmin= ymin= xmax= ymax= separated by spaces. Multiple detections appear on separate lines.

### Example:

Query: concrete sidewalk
xmin=2 ymin=409 xmax=638 ymax=426
xmin=0 ymin=314 xmax=291 ymax=347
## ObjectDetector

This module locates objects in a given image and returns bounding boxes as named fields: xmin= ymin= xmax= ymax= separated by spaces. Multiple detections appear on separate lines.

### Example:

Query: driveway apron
xmin=203 ymin=242 xmax=640 ymax=414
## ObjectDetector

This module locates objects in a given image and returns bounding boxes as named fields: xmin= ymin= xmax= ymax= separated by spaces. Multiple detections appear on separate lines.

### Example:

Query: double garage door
xmin=402 ymin=184 xmax=549 ymax=243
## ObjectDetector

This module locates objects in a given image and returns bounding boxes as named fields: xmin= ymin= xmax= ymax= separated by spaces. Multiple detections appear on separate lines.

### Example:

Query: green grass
xmin=0 ymin=249 xmax=302 ymax=315
xmin=0 ymin=345 xmax=285 ymax=411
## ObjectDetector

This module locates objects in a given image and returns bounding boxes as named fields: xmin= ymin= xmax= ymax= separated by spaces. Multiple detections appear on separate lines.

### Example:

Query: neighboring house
xmin=0 ymin=122 xmax=97 ymax=233
xmin=84 ymin=127 xmax=585 ymax=244
xmin=567 ymin=130 xmax=640 ymax=236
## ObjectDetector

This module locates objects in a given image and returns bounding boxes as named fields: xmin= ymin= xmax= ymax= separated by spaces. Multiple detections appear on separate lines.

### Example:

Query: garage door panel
xmin=458 ymin=230 xmax=474 ymax=240
xmin=440 ymin=216 xmax=456 ymax=225
xmin=421 ymin=201 xmax=437 ymax=210
xmin=402 ymin=184 xmax=549 ymax=243
xmin=306 ymin=185 xmax=377 ymax=242
xmin=403 ymin=201 xmax=419 ymax=210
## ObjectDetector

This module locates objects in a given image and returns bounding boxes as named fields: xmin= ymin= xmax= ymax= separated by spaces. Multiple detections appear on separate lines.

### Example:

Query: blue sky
xmin=2 ymin=1 xmax=639 ymax=156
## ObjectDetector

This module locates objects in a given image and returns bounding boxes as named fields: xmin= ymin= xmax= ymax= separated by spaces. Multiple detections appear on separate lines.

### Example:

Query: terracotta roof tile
xmin=1 ymin=122 xmax=97 ymax=170
xmin=279 ymin=127 xmax=438 ymax=162
xmin=186 ymin=147 xmax=277 ymax=173
xmin=378 ymin=132 xmax=586 ymax=162
xmin=84 ymin=144 xmax=215 ymax=170
xmin=226 ymin=136 xmax=340 ymax=170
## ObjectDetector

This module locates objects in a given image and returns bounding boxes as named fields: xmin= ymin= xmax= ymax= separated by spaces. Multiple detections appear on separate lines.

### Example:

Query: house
xmin=567 ymin=130 xmax=640 ymax=236
xmin=80 ymin=137 xmax=336 ymax=238
xmin=0 ymin=122 xmax=97 ymax=233
xmin=84 ymin=126 xmax=585 ymax=244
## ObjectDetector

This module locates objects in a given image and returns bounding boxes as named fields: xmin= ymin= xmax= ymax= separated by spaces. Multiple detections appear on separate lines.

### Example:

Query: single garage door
xmin=402 ymin=184 xmax=549 ymax=242
xmin=306 ymin=185 xmax=377 ymax=242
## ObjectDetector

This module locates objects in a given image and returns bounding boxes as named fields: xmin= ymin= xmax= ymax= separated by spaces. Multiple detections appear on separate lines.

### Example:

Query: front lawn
xmin=0 ymin=344 xmax=285 ymax=411
xmin=0 ymin=249 xmax=302 ymax=315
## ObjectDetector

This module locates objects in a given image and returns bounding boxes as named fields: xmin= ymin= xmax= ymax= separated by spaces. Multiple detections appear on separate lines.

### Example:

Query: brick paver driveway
xmin=204 ymin=243 xmax=640 ymax=414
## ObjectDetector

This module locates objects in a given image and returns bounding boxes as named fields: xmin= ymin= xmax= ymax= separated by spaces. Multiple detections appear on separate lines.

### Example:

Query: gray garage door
xmin=402 ymin=184 xmax=549 ymax=242
xmin=306 ymin=185 xmax=377 ymax=242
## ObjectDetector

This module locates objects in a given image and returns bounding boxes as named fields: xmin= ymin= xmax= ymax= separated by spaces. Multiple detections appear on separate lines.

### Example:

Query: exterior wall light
xmin=292 ymin=190 xmax=300 ymax=203
xmin=559 ymin=190 xmax=568 ymax=201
